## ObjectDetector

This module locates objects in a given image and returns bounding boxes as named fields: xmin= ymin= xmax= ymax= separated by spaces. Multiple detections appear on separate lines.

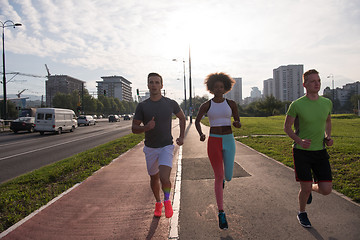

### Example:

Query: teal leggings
xmin=207 ymin=133 xmax=236 ymax=210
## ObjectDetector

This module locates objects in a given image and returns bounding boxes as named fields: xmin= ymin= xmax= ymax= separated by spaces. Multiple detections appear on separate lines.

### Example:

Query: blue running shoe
xmin=218 ymin=212 xmax=228 ymax=229
xmin=297 ymin=212 xmax=312 ymax=228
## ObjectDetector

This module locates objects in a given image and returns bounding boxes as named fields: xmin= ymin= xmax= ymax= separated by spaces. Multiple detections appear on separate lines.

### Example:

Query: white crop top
xmin=207 ymin=99 xmax=232 ymax=127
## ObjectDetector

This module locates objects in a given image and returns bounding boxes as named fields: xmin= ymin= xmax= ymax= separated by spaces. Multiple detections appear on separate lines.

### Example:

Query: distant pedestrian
xmin=195 ymin=72 xmax=241 ymax=229
xmin=284 ymin=69 xmax=333 ymax=228
xmin=132 ymin=72 xmax=186 ymax=218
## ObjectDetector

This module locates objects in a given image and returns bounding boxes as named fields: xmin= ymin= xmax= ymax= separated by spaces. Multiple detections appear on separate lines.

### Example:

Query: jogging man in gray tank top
xmin=132 ymin=72 xmax=186 ymax=218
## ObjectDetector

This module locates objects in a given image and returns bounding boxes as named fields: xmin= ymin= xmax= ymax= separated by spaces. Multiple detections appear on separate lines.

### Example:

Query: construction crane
xmin=1 ymin=72 xmax=44 ymax=83
xmin=45 ymin=64 xmax=51 ymax=77
xmin=5 ymin=72 xmax=46 ymax=78
xmin=17 ymin=89 xmax=27 ymax=98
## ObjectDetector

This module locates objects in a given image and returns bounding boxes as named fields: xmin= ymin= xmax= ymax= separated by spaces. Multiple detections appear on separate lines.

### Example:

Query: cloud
xmin=1 ymin=0 xmax=359 ymax=99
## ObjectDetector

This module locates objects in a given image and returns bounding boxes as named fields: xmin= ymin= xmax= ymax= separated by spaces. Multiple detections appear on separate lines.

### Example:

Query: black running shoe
xmin=297 ymin=212 xmax=312 ymax=228
xmin=223 ymin=179 xmax=225 ymax=189
xmin=307 ymin=193 xmax=312 ymax=204
xmin=218 ymin=212 xmax=228 ymax=229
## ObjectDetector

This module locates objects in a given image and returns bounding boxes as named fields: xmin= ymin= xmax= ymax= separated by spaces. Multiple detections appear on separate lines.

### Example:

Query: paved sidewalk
xmin=1 ymin=125 xmax=182 ymax=240
xmin=179 ymin=123 xmax=360 ymax=240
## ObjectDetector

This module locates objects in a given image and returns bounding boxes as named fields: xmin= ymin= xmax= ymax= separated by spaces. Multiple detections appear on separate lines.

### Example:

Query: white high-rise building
xmin=97 ymin=76 xmax=132 ymax=102
xmin=225 ymin=77 xmax=242 ymax=104
xmin=250 ymin=87 xmax=262 ymax=99
xmin=273 ymin=65 xmax=304 ymax=102
xmin=263 ymin=78 xmax=274 ymax=98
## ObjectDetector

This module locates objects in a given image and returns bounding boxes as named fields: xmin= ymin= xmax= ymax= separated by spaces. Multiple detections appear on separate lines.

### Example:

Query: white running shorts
xmin=143 ymin=145 xmax=175 ymax=176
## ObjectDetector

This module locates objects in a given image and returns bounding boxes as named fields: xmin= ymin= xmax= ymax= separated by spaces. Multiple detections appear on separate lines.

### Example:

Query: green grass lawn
xmin=203 ymin=114 xmax=360 ymax=203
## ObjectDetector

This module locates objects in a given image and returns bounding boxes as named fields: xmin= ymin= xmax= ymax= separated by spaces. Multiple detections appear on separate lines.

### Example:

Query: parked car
xmin=10 ymin=117 xmax=35 ymax=133
xmin=108 ymin=115 xmax=120 ymax=122
xmin=77 ymin=115 xmax=96 ymax=126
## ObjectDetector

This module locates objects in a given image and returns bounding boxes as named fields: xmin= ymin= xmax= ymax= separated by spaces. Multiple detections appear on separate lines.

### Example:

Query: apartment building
xmin=263 ymin=78 xmax=274 ymax=98
xmin=97 ymin=76 xmax=132 ymax=102
xmin=46 ymin=75 xmax=85 ymax=107
xmin=273 ymin=65 xmax=304 ymax=102
xmin=323 ymin=81 xmax=360 ymax=106
xmin=225 ymin=77 xmax=242 ymax=104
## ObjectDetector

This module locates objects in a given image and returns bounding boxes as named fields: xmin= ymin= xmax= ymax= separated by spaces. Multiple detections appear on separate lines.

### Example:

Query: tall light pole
xmin=182 ymin=59 xmax=187 ymax=119
xmin=327 ymin=74 xmax=335 ymax=113
xmin=172 ymin=58 xmax=187 ymax=119
xmin=188 ymin=46 xmax=193 ymax=123
xmin=1 ymin=20 xmax=22 ymax=120
xmin=327 ymin=74 xmax=335 ymax=102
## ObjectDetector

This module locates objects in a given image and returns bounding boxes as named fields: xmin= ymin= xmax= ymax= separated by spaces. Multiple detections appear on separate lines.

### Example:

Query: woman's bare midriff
xmin=210 ymin=126 xmax=232 ymax=135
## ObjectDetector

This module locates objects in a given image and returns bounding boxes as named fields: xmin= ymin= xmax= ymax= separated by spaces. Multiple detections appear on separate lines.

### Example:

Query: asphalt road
xmin=0 ymin=120 xmax=132 ymax=183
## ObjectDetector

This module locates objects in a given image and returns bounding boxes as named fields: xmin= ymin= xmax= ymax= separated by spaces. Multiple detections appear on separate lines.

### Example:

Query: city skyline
xmin=1 ymin=0 xmax=359 ymax=103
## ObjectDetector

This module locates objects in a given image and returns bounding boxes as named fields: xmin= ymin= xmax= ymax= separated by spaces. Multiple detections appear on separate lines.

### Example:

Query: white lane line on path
xmin=0 ymin=126 xmax=129 ymax=161
xmin=169 ymin=145 xmax=182 ymax=239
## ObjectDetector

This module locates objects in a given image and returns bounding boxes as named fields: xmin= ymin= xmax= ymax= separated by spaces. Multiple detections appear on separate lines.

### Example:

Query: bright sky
xmin=1 ymin=0 xmax=359 ymax=103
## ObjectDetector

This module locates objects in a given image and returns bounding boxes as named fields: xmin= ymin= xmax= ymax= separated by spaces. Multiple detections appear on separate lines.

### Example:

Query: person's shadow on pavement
xmin=221 ymin=236 xmax=234 ymax=240
xmin=146 ymin=216 xmax=160 ymax=239
xmin=306 ymin=227 xmax=332 ymax=240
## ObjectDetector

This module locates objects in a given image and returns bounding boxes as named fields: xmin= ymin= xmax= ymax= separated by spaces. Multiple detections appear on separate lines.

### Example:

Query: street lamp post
xmin=1 ymin=20 xmax=22 ymax=120
xmin=182 ymin=59 xmax=187 ymax=119
xmin=327 ymin=74 xmax=335 ymax=113
xmin=172 ymin=59 xmax=187 ymax=119
xmin=188 ymin=46 xmax=192 ymax=123
xmin=327 ymin=74 xmax=335 ymax=102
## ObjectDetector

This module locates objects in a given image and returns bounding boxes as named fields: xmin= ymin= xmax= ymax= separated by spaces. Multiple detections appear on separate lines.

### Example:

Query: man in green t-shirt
xmin=284 ymin=69 xmax=333 ymax=228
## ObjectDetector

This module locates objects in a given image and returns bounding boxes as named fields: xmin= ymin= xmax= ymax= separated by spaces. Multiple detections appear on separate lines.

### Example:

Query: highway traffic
xmin=0 ymin=120 xmax=133 ymax=183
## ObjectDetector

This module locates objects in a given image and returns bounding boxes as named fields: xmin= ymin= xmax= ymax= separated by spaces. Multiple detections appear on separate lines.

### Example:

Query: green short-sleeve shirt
xmin=286 ymin=96 xmax=332 ymax=151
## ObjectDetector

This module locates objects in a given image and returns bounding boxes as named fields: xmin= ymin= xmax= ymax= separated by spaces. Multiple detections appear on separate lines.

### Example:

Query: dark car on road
xmin=108 ymin=115 xmax=120 ymax=122
xmin=123 ymin=114 xmax=131 ymax=120
xmin=10 ymin=117 xmax=35 ymax=133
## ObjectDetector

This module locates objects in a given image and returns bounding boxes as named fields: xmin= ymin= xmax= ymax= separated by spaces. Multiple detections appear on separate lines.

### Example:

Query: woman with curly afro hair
xmin=195 ymin=72 xmax=241 ymax=230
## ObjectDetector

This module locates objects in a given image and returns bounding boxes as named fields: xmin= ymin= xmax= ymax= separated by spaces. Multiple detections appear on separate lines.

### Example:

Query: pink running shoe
xmin=164 ymin=200 xmax=173 ymax=218
xmin=154 ymin=202 xmax=163 ymax=217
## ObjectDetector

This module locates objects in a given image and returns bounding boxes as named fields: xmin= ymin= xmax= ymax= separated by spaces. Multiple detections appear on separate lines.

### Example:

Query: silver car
xmin=77 ymin=115 xmax=96 ymax=126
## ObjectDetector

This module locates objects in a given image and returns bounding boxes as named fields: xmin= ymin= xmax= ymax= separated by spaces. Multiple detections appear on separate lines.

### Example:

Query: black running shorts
xmin=293 ymin=148 xmax=332 ymax=182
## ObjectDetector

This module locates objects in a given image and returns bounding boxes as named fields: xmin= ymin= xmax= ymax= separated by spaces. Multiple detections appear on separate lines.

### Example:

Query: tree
xmin=243 ymin=101 xmax=260 ymax=116
xmin=114 ymin=99 xmax=125 ymax=114
xmin=48 ymin=89 xmax=137 ymax=116
xmin=53 ymin=92 xmax=72 ymax=110
xmin=256 ymin=96 xmax=283 ymax=116
xmin=0 ymin=100 xmax=18 ymax=119
xmin=96 ymin=101 xmax=104 ymax=115
xmin=83 ymin=94 xmax=97 ymax=114
xmin=188 ymin=95 xmax=209 ymax=117
xmin=350 ymin=94 xmax=360 ymax=113
xmin=98 ymin=95 xmax=111 ymax=115
xmin=237 ymin=103 xmax=248 ymax=117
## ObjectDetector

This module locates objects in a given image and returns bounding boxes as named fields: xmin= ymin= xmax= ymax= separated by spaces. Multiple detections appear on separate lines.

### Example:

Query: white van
xmin=35 ymin=108 xmax=78 ymax=135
